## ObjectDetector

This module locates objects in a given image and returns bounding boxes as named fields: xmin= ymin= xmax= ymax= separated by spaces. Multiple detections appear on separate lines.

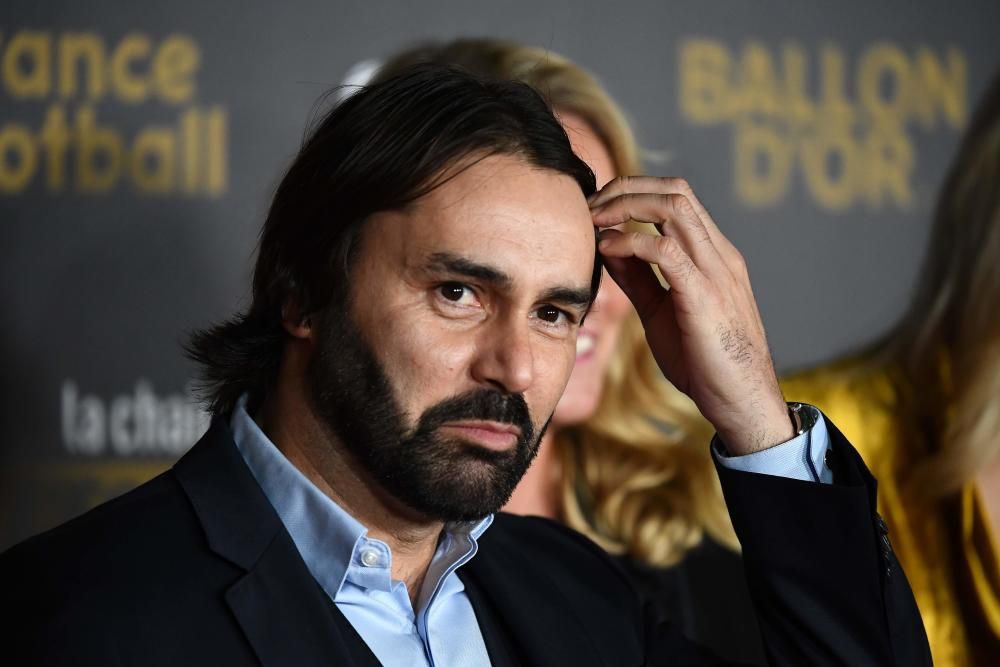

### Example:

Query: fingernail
xmin=598 ymin=239 xmax=611 ymax=250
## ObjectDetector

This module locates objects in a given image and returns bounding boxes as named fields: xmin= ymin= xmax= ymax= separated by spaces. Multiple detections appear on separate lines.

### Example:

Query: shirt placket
xmin=416 ymin=531 xmax=479 ymax=665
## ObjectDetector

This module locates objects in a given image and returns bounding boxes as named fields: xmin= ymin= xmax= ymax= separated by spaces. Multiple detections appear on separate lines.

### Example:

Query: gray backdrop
xmin=2 ymin=0 xmax=998 ymax=549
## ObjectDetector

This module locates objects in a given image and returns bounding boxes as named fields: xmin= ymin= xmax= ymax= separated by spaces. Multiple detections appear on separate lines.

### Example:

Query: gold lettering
xmin=0 ymin=31 xmax=225 ymax=197
xmin=206 ymin=107 xmax=227 ymax=195
xmin=735 ymin=42 xmax=780 ymax=117
xmin=0 ymin=123 xmax=37 ymax=192
xmin=154 ymin=35 xmax=200 ymax=105
xmin=131 ymin=128 xmax=175 ymax=192
xmin=913 ymin=47 xmax=966 ymax=129
xmin=180 ymin=108 xmax=200 ymax=193
xmin=781 ymin=43 xmax=816 ymax=127
xmin=58 ymin=33 xmax=107 ymax=100
xmin=110 ymin=33 xmax=151 ymax=103
xmin=3 ymin=31 xmax=51 ymax=98
xmin=76 ymin=106 xmax=122 ymax=192
xmin=859 ymin=43 xmax=911 ymax=125
xmin=820 ymin=45 xmax=855 ymax=126
xmin=734 ymin=120 xmax=791 ymax=206
xmin=680 ymin=39 xmax=732 ymax=124
xmin=802 ymin=125 xmax=857 ymax=210
xmin=863 ymin=126 xmax=913 ymax=208
xmin=39 ymin=105 xmax=72 ymax=190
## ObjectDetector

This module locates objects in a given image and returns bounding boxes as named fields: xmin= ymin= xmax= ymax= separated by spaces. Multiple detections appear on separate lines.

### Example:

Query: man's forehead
xmin=411 ymin=220 xmax=593 ymax=289
xmin=355 ymin=155 xmax=596 ymax=304
xmin=401 ymin=155 xmax=596 ymax=276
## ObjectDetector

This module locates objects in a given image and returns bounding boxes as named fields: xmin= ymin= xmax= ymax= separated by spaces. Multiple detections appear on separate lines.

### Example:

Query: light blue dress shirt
xmin=230 ymin=397 xmax=493 ymax=666
xmin=713 ymin=404 xmax=834 ymax=484
xmin=230 ymin=398 xmax=830 ymax=666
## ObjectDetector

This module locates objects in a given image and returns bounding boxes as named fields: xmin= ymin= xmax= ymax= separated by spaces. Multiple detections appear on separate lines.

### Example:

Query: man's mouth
xmin=438 ymin=421 xmax=521 ymax=451
xmin=576 ymin=330 xmax=596 ymax=360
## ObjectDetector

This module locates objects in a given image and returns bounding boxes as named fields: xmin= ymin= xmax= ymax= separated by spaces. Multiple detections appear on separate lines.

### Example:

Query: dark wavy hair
xmin=186 ymin=64 xmax=599 ymax=417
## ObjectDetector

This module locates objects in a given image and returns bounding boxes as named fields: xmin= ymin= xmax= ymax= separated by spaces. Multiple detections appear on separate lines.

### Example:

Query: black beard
xmin=307 ymin=300 xmax=546 ymax=522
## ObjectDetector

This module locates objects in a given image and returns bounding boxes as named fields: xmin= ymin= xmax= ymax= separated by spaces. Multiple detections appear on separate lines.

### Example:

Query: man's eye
xmin=536 ymin=305 xmax=569 ymax=324
xmin=438 ymin=282 xmax=478 ymax=306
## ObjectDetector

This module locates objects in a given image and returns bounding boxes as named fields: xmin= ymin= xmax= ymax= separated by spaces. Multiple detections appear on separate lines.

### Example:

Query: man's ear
xmin=281 ymin=302 xmax=313 ymax=340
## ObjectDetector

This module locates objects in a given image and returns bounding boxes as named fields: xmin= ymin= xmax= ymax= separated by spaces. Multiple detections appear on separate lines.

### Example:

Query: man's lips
xmin=438 ymin=421 xmax=521 ymax=451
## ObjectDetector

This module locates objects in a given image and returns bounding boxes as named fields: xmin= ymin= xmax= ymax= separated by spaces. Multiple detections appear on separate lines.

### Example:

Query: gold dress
xmin=782 ymin=360 xmax=1000 ymax=666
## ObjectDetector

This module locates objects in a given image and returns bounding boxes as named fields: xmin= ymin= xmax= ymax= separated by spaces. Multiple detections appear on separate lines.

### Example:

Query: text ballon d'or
xmin=679 ymin=39 xmax=966 ymax=211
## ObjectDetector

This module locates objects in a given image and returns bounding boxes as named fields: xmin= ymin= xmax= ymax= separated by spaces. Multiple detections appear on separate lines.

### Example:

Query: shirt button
xmin=360 ymin=548 xmax=380 ymax=567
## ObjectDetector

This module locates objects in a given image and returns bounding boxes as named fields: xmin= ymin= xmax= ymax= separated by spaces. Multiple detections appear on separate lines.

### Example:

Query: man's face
xmin=308 ymin=154 xmax=596 ymax=522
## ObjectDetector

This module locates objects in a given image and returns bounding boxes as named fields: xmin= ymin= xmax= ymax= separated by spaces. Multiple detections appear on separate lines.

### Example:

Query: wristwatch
xmin=787 ymin=402 xmax=815 ymax=436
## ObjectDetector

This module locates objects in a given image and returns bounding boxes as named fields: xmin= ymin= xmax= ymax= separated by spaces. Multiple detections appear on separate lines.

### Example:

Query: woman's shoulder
xmin=781 ymin=354 xmax=894 ymax=401
xmin=780 ymin=354 xmax=900 ymax=463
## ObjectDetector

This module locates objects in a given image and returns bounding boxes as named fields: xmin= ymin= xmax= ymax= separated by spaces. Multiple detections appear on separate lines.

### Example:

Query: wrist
xmin=717 ymin=399 xmax=796 ymax=455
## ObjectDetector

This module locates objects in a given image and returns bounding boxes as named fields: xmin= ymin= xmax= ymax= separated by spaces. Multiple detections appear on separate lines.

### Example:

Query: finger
xmin=592 ymin=193 xmax=725 ymax=274
xmin=601 ymin=250 xmax=691 ymax=394
xmin=599 ymin=252 xmax=669 ymax=324
xmin=598 ymin=229 xmax=707 ymax=298
xmin=590 ymin=176 xmax=741 ymax=265
xmin=589 ymin=175 xmax=678 ymax=209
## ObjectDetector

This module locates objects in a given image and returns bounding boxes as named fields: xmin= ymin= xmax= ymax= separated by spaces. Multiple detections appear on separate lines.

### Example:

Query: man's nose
xmin=469 ymin=315 xmax=535 ymax=395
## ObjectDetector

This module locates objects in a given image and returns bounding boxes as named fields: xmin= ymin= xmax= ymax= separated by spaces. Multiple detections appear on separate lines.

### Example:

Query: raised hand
xmin=590 ymin=176 xmax=793 ymax=455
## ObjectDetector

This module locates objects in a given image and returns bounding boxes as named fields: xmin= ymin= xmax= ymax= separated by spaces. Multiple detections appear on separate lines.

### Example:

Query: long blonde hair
xmin=375 ymin=39 xmax=738 ymax=564
xmin=875 ymin=72 xmax=1000 ymax=499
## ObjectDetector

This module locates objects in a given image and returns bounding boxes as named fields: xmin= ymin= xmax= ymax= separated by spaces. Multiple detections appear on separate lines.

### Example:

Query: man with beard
xmin=1 ymin=66 xmax=930 ymax=666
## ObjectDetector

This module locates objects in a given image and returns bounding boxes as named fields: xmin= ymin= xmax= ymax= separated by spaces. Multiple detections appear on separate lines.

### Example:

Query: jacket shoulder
xmin=0 ymin=466 xmax=233 ymax=623
xmin=0 ymin=447 xmax=254 ymax=665
xmin=485 ymin=512 xmax=637 ymax=587
xmin=481 ymin=513 xmax=645 ymax=629
xmin=2 ymin=469 xmax=190 ymax=570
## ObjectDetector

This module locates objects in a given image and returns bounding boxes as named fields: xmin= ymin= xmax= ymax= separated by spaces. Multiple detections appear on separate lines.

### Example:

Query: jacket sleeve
xmin=709 ymin=416 xmax=932 ymax=666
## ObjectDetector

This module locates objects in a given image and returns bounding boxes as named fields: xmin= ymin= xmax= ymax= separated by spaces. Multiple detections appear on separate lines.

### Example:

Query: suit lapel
xmin=173 ymin=419 xmax=380 ymax=667
xmin=459 ymin=567 xmax=520 ymax=667
xmin=462 ymin=528 xmax=610 ymax=667
xmin=225 ymin=530 xmax=381 ymax=667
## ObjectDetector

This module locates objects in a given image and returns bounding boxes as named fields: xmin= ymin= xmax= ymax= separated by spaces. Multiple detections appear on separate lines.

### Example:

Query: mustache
xmin=415 ymin=390 xmax=534 ymax=442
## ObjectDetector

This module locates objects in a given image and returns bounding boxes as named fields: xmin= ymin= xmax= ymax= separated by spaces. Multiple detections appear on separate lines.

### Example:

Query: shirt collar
xmin=229 ymin=396 xmax=492 ymax=601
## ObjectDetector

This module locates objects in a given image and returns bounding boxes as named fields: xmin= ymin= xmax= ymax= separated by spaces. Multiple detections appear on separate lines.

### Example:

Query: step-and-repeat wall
xmin=2 ymin=0 xmax=998 ymax=548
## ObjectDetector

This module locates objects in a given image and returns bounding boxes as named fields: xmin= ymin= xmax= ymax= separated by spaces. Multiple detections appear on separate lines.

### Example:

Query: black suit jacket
xmin=2 ymin=418 xmax=931 ymax=666
xmin=617 ymin=540 xmax=765 ymax=665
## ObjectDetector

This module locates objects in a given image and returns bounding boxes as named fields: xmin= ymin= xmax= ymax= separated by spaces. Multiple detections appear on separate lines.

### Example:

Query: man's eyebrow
xmin=426 ymin=252 xmax=513 ymax=289
xmin=539 ymin=287 xmax=594 ymax=312
xmin=426 ymin=252 xmax=592 ymax=313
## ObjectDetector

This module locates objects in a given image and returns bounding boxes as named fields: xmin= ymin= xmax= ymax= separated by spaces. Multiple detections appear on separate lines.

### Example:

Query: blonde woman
xmin=782 ymin=72 xmax=1000 ymax=666
xmin=374 ymin=39 xmax=764 ymax=664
